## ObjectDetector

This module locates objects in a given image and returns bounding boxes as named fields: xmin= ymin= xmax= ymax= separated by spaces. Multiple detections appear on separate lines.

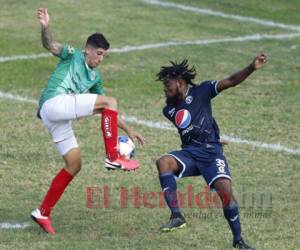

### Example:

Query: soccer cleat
xmin=233 ymin=238 xmax=255 ymax=249
xmin=31 ymin=208 xmax=56 ymax=235
xmin=160 ymin=215 xmax=186 ymax=232
xmin=105 ymin=155 xmax=140 ymax=171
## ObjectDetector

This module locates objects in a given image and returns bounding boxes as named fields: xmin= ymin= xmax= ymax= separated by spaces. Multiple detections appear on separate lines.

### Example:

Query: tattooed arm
xmin=37 ymin=7 xmax=63 ymax=56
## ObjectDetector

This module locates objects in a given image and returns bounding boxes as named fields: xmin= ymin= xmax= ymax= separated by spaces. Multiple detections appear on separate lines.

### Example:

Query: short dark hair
xmin=86 ymin=33 xmax=110 ymax=50
xmin=156 ymin=59 xmax=196 ymax=86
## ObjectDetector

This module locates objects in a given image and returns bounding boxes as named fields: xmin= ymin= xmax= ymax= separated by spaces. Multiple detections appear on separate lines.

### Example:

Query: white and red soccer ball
xmin=118 ymin=135 xmax=136 ymax=159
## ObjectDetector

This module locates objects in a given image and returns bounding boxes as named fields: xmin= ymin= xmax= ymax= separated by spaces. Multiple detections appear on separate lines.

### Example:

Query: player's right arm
xmin=37 ymin=7 xmax=63 ymax=56
xmin=216 ymin=53 xmax=267 ymax=93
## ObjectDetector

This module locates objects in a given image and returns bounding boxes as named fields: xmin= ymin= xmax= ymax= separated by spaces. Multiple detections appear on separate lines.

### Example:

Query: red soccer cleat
xmin=31 ymin=208 xmax=56 ymax=235
xmin=105 ymin=155 xmax=140 ymax=171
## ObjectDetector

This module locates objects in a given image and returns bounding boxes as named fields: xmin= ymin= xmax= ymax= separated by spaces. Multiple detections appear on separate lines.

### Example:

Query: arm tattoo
xmin=41 ymin=26 xmax=62 ymax=55
xmin=41 ymin=26 xmax=53 ymax=50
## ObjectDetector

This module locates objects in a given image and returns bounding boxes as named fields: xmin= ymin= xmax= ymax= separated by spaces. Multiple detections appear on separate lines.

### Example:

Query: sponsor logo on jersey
xmin=181 ymin=124 xmax=193 ymax=136
xmin=185 ymin=95 xmax=193 ymax=104
xmin=67 ymin=46 xmax=75 ymax=54
xmin=168 ymin=108 xmax=175 ymax=117
xmin=103 ymin=116 xmax=112 ymax=138
xmin=175 ymin=109 xmax=191 ymax=129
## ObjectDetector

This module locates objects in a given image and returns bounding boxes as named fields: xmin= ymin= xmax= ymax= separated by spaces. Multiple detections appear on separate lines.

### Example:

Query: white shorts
xmin=40 ymin=94 xmax=98 ymax=155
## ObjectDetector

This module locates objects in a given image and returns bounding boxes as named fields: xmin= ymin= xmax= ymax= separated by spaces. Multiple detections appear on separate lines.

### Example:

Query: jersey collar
xmin=85 ymin=62 xmax=96 ymax=81
xmin=185 ymin=86 xmax=190 ymax=97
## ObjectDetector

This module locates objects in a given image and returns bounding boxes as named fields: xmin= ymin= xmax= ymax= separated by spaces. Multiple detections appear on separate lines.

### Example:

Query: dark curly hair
xmin=156 ymin=59 xmax=196 ymax=86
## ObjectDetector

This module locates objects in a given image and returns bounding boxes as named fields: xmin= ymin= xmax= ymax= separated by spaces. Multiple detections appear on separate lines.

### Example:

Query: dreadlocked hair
xmin=156 ymin=59 xmax=197 ymax=86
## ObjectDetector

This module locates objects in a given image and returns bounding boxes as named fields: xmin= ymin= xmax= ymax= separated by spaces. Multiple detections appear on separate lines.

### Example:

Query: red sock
xmin=101 ymin=108 xmax=118 ymax=161
xmin=40 ymin=168 xmax=73 ymax=216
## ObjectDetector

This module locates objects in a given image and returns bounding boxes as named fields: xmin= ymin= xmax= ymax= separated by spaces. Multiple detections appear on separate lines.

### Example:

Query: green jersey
xmin=38 ymin=44 xmax=104 ymax=108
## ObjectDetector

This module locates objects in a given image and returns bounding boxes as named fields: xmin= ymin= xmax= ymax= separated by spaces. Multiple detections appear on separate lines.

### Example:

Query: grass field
xmin=0 ymin=0 xmax=300 ymax=249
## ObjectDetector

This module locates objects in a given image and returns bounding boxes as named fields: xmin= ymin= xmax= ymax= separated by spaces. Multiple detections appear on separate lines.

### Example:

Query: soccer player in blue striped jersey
xmin=156 ymin=54 xmax=267 ymax=249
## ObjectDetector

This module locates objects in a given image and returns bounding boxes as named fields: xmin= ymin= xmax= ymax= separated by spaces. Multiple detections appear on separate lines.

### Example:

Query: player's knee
xmin=75 ymin=159 xmax=82 ymax=171
xmin=94 ymin=96 xmax=117 ymax=112
xmin=73 ymin=160 xmax=82 ymax=171
xmin=156 ymin=157 xmax=166 ymax=172
xmin=216 ymin=188 xmax=235 ymax=207
xmin=218 ymin=191 xmax=235 ymax=208
xmin=214 ymin=178 xmax=235 ymax=207
xmin=105 ymin=96 xmax=117 ymax=110
xmin=65 ymin=158 xmax=82 ymax=176
xmin=156 ymin=156 xmax=175 ymax=173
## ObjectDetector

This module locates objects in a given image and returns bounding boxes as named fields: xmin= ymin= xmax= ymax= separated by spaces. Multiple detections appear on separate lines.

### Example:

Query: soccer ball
xmin=118 ymin=135 xmax=135 ymax=159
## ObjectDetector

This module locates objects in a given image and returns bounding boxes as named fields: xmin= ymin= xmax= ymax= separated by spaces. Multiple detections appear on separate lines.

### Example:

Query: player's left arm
xmin=216 ymin=53 xmax=267 ymax=93
xmin=118 ymin=117 xmax=145 ymax=145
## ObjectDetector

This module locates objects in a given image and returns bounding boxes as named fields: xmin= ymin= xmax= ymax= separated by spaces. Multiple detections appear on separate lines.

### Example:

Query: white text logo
xmin=216 ymin=159 xmax=226 ymax=174
xmin=103 ymin=116 xmax=112 ymax=138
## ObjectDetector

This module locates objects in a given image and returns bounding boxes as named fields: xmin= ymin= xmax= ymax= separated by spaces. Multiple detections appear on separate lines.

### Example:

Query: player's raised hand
xmin=251 ymin=52 xmax=267 ymax=70
xmin=37 ymin=7 xmax=50 ymax=28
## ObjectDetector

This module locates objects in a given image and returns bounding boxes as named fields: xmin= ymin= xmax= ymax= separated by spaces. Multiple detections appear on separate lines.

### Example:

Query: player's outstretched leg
xmin=101 ymin=109 xmax=139 ymax=170
xmin=156 ymin=156 xmax=186 ymax=232
xmin=31 ymin=149 xmax=80 ymax=234
xmin=214 ymin=178 xmax=255 ymax=250
xmin=95 ymin=96 xmax=139 ymax=171
xmin=31 ymin=167 xmax=73 ymax=234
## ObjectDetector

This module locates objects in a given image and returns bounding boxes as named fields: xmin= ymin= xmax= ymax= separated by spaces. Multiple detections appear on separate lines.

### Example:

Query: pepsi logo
xmin=175 ymin=109 xmax=191 ymax=129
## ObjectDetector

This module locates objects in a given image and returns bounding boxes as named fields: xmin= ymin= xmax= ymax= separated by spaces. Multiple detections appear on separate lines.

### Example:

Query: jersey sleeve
xmin=57 ymin=44 xmax=76 ymax=60
xmin=198 ymin=80 xmax=219 ymax=100
xmin=162 ymin=106 xmax=168 ymax=118
xmin=162 ymin=106 xmax=173 ymax=121
xmin=89 ymin=81 xmax=105 ymax=95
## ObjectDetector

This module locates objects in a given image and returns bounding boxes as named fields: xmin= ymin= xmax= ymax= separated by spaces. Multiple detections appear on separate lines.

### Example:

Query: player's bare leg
xmin=214 ymin=178 xmax=255 ymax=249
xmin=63 ymin=148 xmax=82 ymax=176
xmin=156 ymin=156 xmax=186 ymax=232
xmin=93 ymin=95 xmax=140 ymax=171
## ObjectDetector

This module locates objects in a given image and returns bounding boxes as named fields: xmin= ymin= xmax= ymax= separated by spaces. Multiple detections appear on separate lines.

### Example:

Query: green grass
xmin=0 ymin=0 xmax=300 ymax=249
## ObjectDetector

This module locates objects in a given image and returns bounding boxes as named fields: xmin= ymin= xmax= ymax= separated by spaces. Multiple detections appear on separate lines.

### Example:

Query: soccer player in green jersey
xmin=31 ymin=7 xmax=145 ymax=235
